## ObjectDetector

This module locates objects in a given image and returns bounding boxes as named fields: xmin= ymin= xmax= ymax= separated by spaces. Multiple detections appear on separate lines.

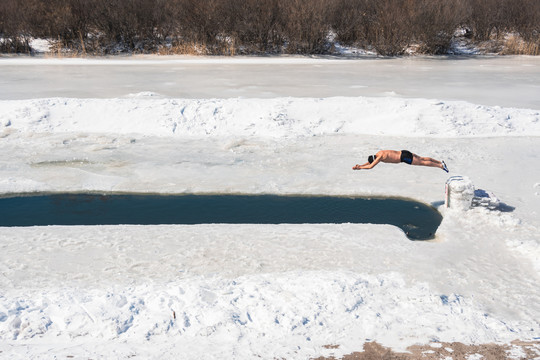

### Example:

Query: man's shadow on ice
xmin=490 ymin=201 xmax=515 ymax=212
xmin=432 ymin=188 xmax=515 ymax=213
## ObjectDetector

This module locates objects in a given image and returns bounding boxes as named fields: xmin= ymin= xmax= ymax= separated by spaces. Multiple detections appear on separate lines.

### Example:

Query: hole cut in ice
xmin=0 ymin=193 xmax=442 ymax=240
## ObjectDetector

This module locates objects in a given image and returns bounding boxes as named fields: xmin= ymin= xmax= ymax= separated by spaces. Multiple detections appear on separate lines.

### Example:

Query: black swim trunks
xmin=400 ymin=150 xmax=413 ymax=165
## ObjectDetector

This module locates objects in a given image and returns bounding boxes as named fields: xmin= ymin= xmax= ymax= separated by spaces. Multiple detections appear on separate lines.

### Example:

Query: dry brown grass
xmin=313 ymin=340 xmax=540 ymax=360
xmin=501 ymin=34 xmax=540 ymax=55
xmin=157 ymin=42 xmax=208 ymax=56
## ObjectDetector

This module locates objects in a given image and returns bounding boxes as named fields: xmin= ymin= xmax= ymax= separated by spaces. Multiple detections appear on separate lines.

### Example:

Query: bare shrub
xmin=467 ymin=0 xmax=507 ymax=41
xmin=0 ymin=0 xmax=32 ymax=53
xmin=221 ymin=0 xmax=283 ymax=54
xmin=90 ymin=0 xmax=150 ymax=53
xmin=413 ymin=0 xmax=466 ymax=54
xmin=329 ymin=0 xmax=370 ymax=47
xmin=509 ymin=0 xmax=540 ymax=54
xmin=280 ymin=0 xmax=331 ymax=54
xmin=365 ymin=0 xmax=415 ymax=56
xmin=463 ymin=0 xmax=540 ymax=54
xmin=176 ymin=0 xmax=226 ymax=53
xmin=38 ymin=0 xmax=96 ymax=53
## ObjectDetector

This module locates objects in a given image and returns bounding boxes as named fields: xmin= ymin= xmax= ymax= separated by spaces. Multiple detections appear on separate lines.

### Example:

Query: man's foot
xmin=442 ymin=161 xmax=449 ymax=173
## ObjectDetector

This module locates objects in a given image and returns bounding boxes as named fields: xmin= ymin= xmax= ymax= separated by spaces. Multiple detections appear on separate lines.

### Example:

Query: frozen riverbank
xmin=1 ymin=56 xmax=540 ymax=109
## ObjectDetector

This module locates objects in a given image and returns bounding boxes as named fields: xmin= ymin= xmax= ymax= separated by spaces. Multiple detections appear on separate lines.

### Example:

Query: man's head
xmin=368 ymin=155 xmax=376 ymax=164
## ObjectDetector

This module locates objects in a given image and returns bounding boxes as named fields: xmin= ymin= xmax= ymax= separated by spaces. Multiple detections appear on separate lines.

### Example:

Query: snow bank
xmin=1 ymin=96 xmax=539 ymax=138
xmin=0 ymin=271 xmax=530 ymax=359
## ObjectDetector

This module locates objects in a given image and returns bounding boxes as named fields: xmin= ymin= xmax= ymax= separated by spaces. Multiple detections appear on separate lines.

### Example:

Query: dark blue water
xmin=0 ymin=194 xmax=442 ymax=240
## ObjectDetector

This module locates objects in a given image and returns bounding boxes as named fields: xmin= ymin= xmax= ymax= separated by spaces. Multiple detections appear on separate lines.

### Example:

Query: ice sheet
xmin=1 ymin=56 xmax=539 ymax=109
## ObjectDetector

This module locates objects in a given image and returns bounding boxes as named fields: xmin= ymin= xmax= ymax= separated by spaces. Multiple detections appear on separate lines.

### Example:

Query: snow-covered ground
xmin=0 ymin=57 xmax=539 ymax=359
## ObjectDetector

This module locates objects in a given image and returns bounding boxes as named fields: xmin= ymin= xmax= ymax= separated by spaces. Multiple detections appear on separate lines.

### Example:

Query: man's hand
xmin=353 ymin=161 xmax=375 ymax=170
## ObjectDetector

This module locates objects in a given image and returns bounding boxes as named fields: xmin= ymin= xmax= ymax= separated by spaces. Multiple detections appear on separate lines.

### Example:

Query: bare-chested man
xmin=353 ymin=150 xmax=448 ymax=172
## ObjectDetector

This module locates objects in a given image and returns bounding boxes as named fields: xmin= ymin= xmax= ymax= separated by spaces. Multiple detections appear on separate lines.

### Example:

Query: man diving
xmin=353 ymin=150 xmax=448 ymax=172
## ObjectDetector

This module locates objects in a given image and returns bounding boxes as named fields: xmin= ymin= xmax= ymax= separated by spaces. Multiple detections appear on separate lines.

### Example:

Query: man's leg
xmin=412 ymin=154 xmax=443 ymax=169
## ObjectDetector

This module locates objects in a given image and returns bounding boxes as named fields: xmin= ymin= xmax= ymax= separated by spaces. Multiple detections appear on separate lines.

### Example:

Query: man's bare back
xmin=372 ymin=150 xmax=401 ymax=163
xmin=353 ymin=149 xmax=448 ymax=172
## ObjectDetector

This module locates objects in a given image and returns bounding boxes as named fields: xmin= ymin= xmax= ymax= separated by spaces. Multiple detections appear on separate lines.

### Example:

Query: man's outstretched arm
xmin=353 ymin=157 xmax=381 ymax=170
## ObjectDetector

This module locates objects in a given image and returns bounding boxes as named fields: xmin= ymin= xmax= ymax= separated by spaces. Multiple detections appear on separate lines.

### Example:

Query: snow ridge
xmin=1 ymin=96 xmax=539 ymax=138
xmin=0 ymin=271 xmax=526 ymax=359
